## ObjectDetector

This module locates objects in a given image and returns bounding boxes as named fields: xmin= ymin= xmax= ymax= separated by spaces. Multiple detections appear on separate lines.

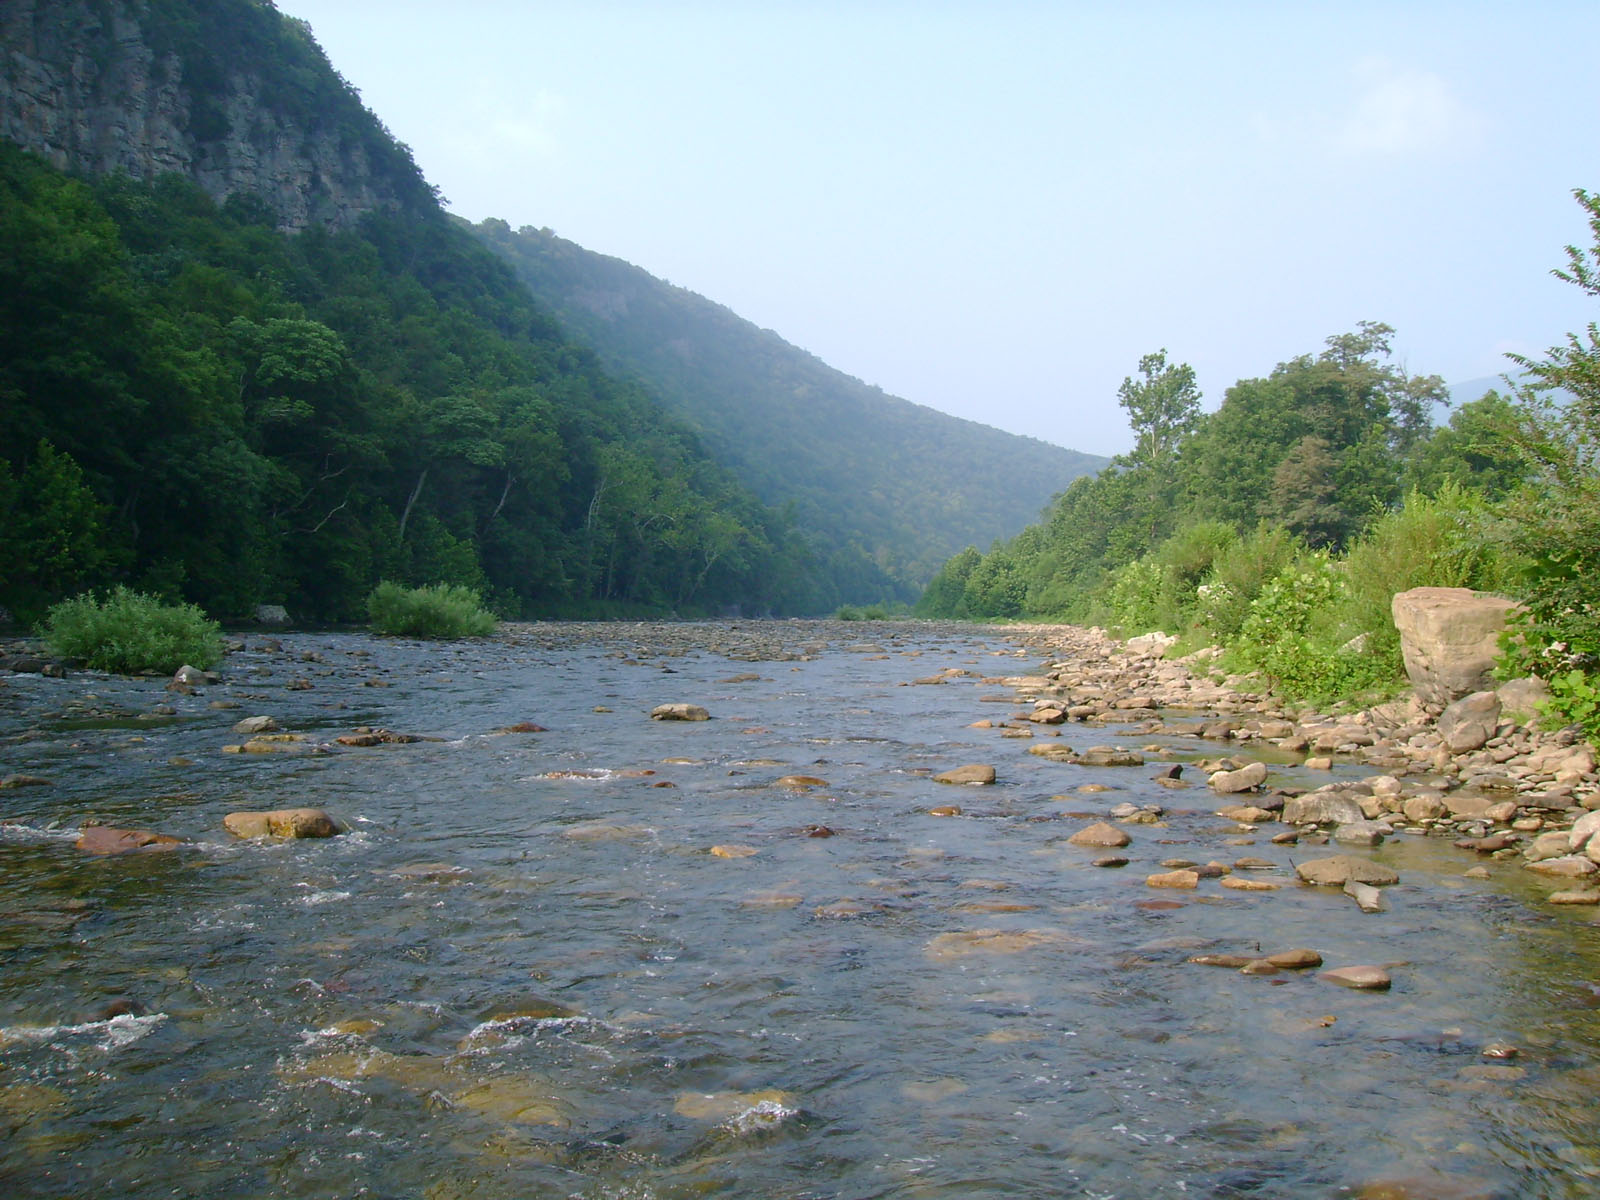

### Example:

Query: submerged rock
xmin=76 ymin=825 xmax=183 ymax=855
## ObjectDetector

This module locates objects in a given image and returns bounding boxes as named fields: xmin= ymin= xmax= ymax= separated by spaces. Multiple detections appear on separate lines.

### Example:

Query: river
xmin=3 ymin=620 xmax=1600 ymax=1199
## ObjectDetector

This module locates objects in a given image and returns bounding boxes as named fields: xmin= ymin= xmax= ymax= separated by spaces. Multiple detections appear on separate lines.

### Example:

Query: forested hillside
xmin=919 ymin=322 xmax=1524 ymax=625
xmin=0 ymin=0 xmax=832 ymax=621
xmin=471 ymin=221 xmax=1106 ymax=601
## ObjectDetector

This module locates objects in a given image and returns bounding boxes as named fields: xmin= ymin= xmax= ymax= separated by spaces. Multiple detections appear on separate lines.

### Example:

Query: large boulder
xmin=1391 ymin=587 xmax=1517 ymax=708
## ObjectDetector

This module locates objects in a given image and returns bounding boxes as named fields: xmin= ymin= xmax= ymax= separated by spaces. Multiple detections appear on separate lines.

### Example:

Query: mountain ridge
xmin=473 ymin=220 xmax=1107 ymax=596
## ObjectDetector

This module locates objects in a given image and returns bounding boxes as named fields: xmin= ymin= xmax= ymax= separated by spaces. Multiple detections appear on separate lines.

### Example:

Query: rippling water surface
xmin=4 ymin=621 xmax=1600 ymax=1199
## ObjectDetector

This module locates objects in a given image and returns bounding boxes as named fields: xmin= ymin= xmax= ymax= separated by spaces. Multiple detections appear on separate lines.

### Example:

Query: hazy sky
xmin=279 ymin=1 xmax=1599 ymax=457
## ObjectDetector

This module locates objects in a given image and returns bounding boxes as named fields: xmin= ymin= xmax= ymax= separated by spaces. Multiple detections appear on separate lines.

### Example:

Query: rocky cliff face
xmin=0 ymin=0 xmax=430 ymax=231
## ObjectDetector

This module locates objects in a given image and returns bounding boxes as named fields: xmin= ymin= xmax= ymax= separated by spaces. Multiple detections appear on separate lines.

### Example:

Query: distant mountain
xmin=472 ymin=221 xmax=1107 ymax=601
xmin=1449 ymin=376 xmax=1511 ymax=406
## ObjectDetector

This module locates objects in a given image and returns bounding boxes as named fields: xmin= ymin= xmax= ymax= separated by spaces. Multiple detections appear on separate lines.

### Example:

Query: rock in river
xmin=1295 ymin=854 xmax=1399 ymax=887
xmin=1066 ymin=821 xmax=1131 ymax=848
xmin=651 ymin=704 xmax=710 ymax=721
xmin=1321 ymin=965 xmax=1392 ymax=990
xmin=76 ymin=825 xmax=183 ymax=855
xmin=223 ymin=808 xmax=342 ymax=839
xmin=1209 ymin=761 xmax=1268 ymax=794
xmin=934 ymin=764 xmax=996 ymax=785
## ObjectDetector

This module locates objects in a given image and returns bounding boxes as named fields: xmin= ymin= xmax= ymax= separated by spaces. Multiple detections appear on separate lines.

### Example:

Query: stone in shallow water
xmin=1266 ymin=948 xmax=1323 ymax=968
xmin=933 ymin=763 xmax=996 ymax=785
xmin=1146 ymin=869 xmax=1199 ymax=889
xmin=1321 ymin=965 xmax=1391 ymax=990
xmin=650 ymin=703 xmax=709 ymax=721
xmin=776 ymin=774 xmax=828 ymax=788
xmin=223 ymin=808 xmax=340 ymax=839
xmin=1066 ymin=821 xmax=1130 ymax=848
xmin=925 ymin=928 xmax=1072 ymax=959
xmin=76 ymin=825 xmax=183 ymax=855
xmin=709 ymin=844 xmax=758 ymax=858
xmin=673 ymin=1089 xmax=793 ymax=1121
xmin=1295 ymin=854 xmax=1399 ymax=887
xmin=1220 ymin=876 xmax=1277 ymax=892
xmin=927 ymin=804 xmax=962 ymax=817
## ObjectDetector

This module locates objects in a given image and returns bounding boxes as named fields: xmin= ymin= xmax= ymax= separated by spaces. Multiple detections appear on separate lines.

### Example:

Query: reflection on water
xmin=2 ymin=622 xmax=1600 ymax=1198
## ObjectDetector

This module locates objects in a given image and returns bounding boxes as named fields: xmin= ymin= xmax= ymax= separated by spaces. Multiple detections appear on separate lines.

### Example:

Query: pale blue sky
xmin=280 ymin=1 xmax=1600 ymax=457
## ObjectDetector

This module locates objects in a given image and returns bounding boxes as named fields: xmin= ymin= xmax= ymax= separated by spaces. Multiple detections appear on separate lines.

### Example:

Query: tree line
xmin=0 ymin=143 xmax=831 ymax=623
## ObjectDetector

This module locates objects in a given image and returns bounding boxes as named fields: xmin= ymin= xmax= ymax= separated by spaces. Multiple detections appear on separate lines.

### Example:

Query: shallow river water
xmin=4 ymin=620 xmax=1600 ymax=1199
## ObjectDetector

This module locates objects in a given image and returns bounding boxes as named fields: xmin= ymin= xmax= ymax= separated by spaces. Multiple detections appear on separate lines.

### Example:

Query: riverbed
xmin=3 ymin=620 xmax=1600 ymax=1199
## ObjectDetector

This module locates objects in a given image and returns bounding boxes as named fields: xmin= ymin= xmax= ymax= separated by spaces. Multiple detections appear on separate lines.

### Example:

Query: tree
xmin=1117 ymin=349 xmax=1201 ymax=471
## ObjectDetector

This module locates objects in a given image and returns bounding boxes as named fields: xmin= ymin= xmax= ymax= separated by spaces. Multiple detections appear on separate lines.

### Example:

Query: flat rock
xmin=1321 ymin=965 xmax=1392 ymax=990
xmin=1295 ymin=854 xmax=1399 ymax=887
xmin=1219 ymin=876 xmax=1278 ymax=891
xmin=1283 ymin=790 xmax=1366 ymax=826
xmin=1343 ymin=879 xmax=1386 ymax=912
xmin=1525 ymin=854 xmax=1598 ymax=878
xmin=1266 ymin=948 xmax=1323 ymax=968
xmin=1208 ymin=761 xmax=1268 ymax=794
xmin=1145 ymin=869 xmax=1199 ymax=889
xmin=1066 ymin=821 xmax=1130 ymax=848
xmin=934 ymin=764 xmax=995 ymax=785
xmin=650 ymin=704 xmax=710 ymax=721
xmin=232 ymin=715 xmax=279 ymax=735
xmin=76 ymin=825 xmax=183 ymax=855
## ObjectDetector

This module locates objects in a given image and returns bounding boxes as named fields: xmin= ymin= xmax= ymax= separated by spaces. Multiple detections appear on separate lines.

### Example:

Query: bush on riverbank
xmin=42 ymin=587 xmax=222 ymax=674
xmin=366 ymin=582 xmax=497 ymax=638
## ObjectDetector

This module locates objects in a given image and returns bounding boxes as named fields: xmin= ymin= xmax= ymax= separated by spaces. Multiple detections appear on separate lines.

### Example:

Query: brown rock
xmin=1146 ymin=869 xmax=1199 ymax=889
xmin=1066 ymin=821 xmax=1131 ymax=848
xmin=1391 ymin=587 xmax=1518 ymax=707
xmin=928 ymin=804 xmax=963 ymax=817
xmin=1209 ymin=761 xmax=1268 ymax=794
xmin=934 ymin=764 xmax=996 ymax=785
xmin=76 ymin=825 xmax=183 ymax=855
xmin=1321 ymin=965 xmax=1392 ymax=990
xmin=1294 ymin=854 xmax=1399 ymax=887
xmin=1266 ymin=948 xmax=1323 ymax=968
xmin=1220 ymin=876 xmax=1278 ymax=891
xmin=1437 ymin=691 xmax=1502 ymax=754
xmin=224 ymin=808 xmax=341 ymax=839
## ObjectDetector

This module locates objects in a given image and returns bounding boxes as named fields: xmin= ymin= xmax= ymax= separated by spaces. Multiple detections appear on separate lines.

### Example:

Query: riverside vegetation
xmin=919 ymin=190 xmax=1600 ymax=743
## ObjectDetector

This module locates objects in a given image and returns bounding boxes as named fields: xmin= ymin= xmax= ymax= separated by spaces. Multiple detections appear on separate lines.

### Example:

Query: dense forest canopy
xmin=0 ymin=140 xmax=838 ymax=622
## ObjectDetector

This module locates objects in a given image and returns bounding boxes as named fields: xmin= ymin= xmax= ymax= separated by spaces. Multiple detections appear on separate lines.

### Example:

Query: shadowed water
xmin=2 ymin=621 xmax=1600 ymax=1199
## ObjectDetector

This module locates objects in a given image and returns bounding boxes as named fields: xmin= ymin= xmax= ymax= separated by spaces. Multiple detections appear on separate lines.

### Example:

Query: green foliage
xmin=1224 ymin=556 xmax=1393 ymax=704
xmin=1102 ymin=558 xmax=1171 ymax=633
xmin=1541 ymin=668 xmax=1600 ymax=744
xmin=1193 ymin=525 xmax=1303 ymax=640
xmin=0 ymin=128 xmax=822 ymax=620
xmin=365 ymin=581 xmax=497 ymax=638
xmin=472 ymin=220 xmax=1105 ymax=605
xmin=835 ymin=602 xmax=906 ymax=620
xmin=0 ymin=441 xmax=119 ymax=622
xmin=1494 ymin=188 xmax=1600 ymax=734
xmin=41 ymin=586 xmax=222 ymax=674
xmin=1337 ymin=485 xmax=1512 ymax=670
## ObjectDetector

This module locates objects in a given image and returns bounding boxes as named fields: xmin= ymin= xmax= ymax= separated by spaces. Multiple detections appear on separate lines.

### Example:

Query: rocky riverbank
xmin=994 ymin=621 xmax=1600 ymax=901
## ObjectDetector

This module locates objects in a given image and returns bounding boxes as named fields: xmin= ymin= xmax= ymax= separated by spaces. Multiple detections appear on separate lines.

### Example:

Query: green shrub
xmin=1225 ymin=555 xmax=1394 ymax=704
xmin=1102 ymin=557 xmax=1172 ymax=633
xmin=365 ymin=581 xmax=497 ymax=638
xmin=42 ymin=586 xmax=222 ymax=674
xmin=1337 ymin=485 xmax=1511 ymax=669
xmin=1194 ymin=525 xmax=1302 ymax=640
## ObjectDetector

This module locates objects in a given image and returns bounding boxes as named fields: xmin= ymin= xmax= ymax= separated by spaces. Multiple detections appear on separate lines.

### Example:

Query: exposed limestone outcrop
xmin=0 ymin=0 xmax=431 ymax=231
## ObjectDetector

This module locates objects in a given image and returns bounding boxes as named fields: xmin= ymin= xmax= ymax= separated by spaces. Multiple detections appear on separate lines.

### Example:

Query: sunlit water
xmin=3 ymin=621 xmax=1600 ymax=1199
